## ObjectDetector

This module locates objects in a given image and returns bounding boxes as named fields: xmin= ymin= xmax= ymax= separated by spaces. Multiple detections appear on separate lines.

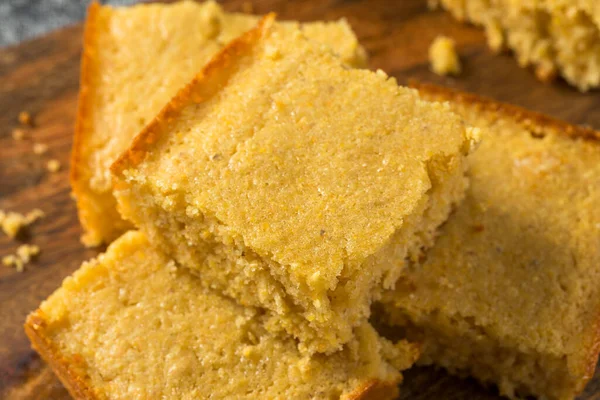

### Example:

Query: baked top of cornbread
xmin=383 ymin=83 xmax=600 ymax=398
xmin=71 ymin=0 xmax=367 ymax=246
xmin=25 ymin=231 xmax=418 ymax=400
xmin=112 ymin=15 xmax=474 ymax=293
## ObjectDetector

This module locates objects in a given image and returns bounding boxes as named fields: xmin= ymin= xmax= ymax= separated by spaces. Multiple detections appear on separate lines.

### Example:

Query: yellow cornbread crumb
xmin=12 ymin=128 xmax=25 ymax=140
xmin=2 ymin=255 xmax=24 ymax=272
xmin=17 ymin=244 xmax=40 ymax=263
xmin=25 ymin=231 xmax=418 ymax=399
xmin=2 ymin=244 xmax=39 ymax=272
xmin=0 ymin=208 xmax=45 ymax=238
xmin=429 ymin=36 xmax=461 ymax=76
xmin=18 ymin=111 xmax=32 ymax=126
xmin=47 ymin=159 xmax=61 ymax=173
xmin=33 ymin=143 xmax=48 ymax=155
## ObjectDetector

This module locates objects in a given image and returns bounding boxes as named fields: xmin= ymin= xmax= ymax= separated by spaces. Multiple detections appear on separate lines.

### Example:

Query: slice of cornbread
xmin=434 ymin=0 xmax=600 ymax=91
xmin=25 ymin=231 xmax=419 ymax=400
xmin=72 ymin=0 xmax=367 ymax=247
xmin=111 ymin=15 xmax=476 ymax=354
xmin=380 ymin=83 xmax=600 ymax=400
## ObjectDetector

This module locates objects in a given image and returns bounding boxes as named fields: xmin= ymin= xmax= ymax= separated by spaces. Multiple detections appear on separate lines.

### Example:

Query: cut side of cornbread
xmin=435 ymin=0 xmax=600 ymax=91
xmin=25 ymin=231 xmax=419 ymax=400
xmin=380 ymin=83 xmax=600 ymax=400
xmin=111 ymin=15 xmax=476 ymax=354
xmin=71 ymin=0 xmax=367 ymax=247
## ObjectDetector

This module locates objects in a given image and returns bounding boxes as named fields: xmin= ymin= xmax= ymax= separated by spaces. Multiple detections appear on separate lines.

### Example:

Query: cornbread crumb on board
xmin=0 ymin=209 xmax=45 ymax=238
xmin=18 ymin=110 xmax=32 ymax=126
xmin=429 ymin=36 xmax=461 ymax=76
xmin=112 ymin=16 xmax=474 ymax=354
xmin=25 ymin=231 xmax=417 ymax=400
xmin=33 ymin=143 xmax=48 ymax=155
xmin=46 ymin=159 xmax=61 ymax=173
xmin=3 ymin=245 xmax=41 ymax=272
xmin=12 ymin=128 xmax=25 ymax=140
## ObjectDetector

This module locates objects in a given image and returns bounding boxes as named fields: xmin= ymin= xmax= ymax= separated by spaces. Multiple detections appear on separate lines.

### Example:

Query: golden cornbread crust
xmin=409 ymin=81 xmax=600 ymax=141
xmin=380 ymin=82 xmax=600 ymax=400
xmin=25 ymin=312 xmax=99 ymax=400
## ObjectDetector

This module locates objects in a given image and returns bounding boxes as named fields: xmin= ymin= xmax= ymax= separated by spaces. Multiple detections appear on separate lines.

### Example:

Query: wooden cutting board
xmin=1 ymin=0 xmax=599 ymax=398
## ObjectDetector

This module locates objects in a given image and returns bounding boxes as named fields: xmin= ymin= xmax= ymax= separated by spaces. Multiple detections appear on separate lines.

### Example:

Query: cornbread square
xmin=435 ymin=0 xmax=600 ymax=91
xmin=111 ymin=16 xmax=476 ymax=354
xmin=380 ymin=84 xmax=600 ymax=400
xmin=71 ymin=0 xmax=367 ymax=247
xmin=25 ymin=231 xmax=419 ymax=400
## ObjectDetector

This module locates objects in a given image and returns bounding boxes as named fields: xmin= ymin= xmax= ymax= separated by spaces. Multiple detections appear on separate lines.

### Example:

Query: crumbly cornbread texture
xmin=380 ymin=84 xmax=600 ymax=400
xmin=25 ymin=231 xmax=419 ymax=400
xmin=72 ymin=0 xmax=367 ymax=247
xmin=437 ymin=0 xmax=600 ymax=91
xmin=112 ymin=17 xmax=475 ymax=354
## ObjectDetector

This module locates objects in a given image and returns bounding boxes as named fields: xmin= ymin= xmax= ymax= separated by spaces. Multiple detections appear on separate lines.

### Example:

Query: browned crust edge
xmin=24 ymin=310 xmax=99 ymax=400
xmin=110 ymin=13 xmax=276 ymax=177
xmin=70 ymin=1 xmax=100 ymax=193
xmin=409 ymin=81 xmax=600 ymax=142
xmin=346 ymin=378 xmax=400 ymax=400
xmin=25 ymin=309 xmax=400 ymax=400
xmin=411 ymin=80 xmax=600 ymax=397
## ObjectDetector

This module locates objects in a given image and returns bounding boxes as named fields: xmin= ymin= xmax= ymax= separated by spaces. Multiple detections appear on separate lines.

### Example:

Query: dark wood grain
xmin=0 ymin=0 xmax=598 ymax=399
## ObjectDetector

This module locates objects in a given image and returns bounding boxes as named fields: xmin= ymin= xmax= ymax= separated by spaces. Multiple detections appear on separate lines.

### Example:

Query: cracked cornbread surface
xmin=435 ymin=0 xmax=600 ymax=91
xmin=25 ymin=231 xmax=419 ymax=400
xmin=380 ymin=84 xmax=600 ymax=400
xmin=72 ymin=0 xmax=367 ymax=247
xmin=111 ymin=16 xmax=475 ymax=354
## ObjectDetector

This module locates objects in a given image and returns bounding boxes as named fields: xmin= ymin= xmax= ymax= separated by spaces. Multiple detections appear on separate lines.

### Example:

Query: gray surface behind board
xmin=0 ymin=0 xmax=138 ymax=47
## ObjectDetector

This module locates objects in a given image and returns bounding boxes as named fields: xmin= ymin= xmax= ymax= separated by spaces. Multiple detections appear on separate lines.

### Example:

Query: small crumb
xmin=18 ymin=111 xmax=32 ymax=126
xmin=3 ymin=244 xmax=40 ymax=272
xmin=0 ymin=208 xmax=44 ymax=238
xmin=25 ymin=208 xmax=45 ymax=224
xmin=2 ymin=254 xmax=24 ymax=272
xmin=47 ymin=159 xmax=61 ymax=173
xmin=16 ymin=244 xmax=40 ymax=263
xmin=33 ymin=142 xmax=48 ymax=155
xmin=12 ymin=128 xmax=26 ymax=140
xmin=429 ymin=36 xmax=461 ymax=76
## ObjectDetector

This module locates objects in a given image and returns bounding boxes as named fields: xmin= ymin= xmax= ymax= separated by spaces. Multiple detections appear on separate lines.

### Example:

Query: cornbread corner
xmin=111 ymin=15 xmax=476 ymax=354
xmin=380 ymin=83 xmax=600 ymax=400
xmin=70 ymin=0 xmax=367 ymax=247
xmin=436 ymin=0 xmax=600 ymax=91
xmin=25 ymin=231 xmax=420 ymax=400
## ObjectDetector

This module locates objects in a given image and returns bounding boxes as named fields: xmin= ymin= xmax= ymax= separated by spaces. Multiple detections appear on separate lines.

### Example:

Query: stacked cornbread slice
xmin=26 ymin=231 xmax=419 ymax=399
xmin=110 ymin=15 xmax=475 ymax=355
xmin=379 ymin=84 xmax=600 ymax=400
xmin=71 ymin=0 xmax=367 ymax=247
xmin=26 ymin=2 xmax=475 ymax=399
